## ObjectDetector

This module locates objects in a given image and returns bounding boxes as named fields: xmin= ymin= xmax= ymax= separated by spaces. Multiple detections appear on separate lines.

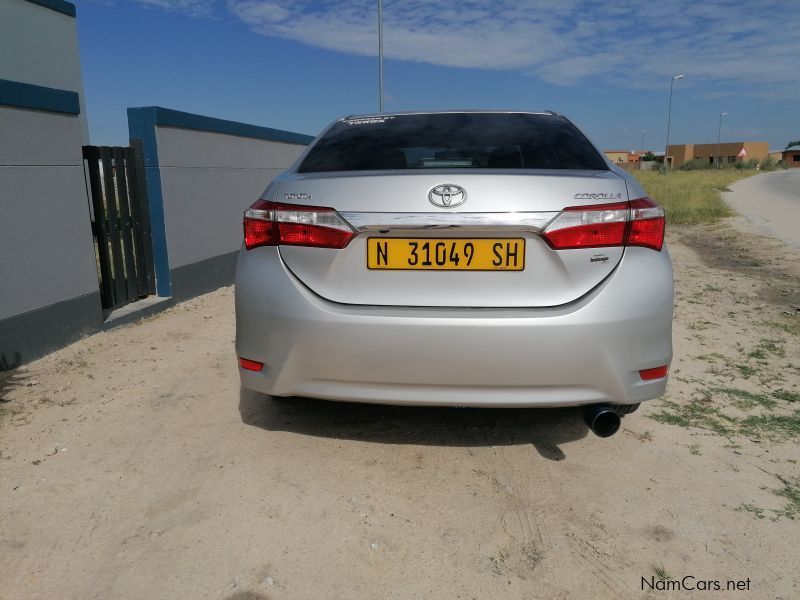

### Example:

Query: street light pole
xmin=378 ymin=0 xmax=384 ymax=113
xmin=663 ymin=74 xmax=684 ymax=173
xmin=716 ymin=112 xmax=728 ymax=168
xmin=639 ymin=130 xmax=646 ymax=170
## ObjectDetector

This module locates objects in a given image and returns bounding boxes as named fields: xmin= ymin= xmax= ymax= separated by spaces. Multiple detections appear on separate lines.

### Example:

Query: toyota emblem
xmin=429 ymin=184 xmax=467 ymax=208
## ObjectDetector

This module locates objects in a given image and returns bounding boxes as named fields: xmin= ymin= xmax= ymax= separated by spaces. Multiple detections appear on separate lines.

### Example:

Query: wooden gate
xmin=83 ymin=141 xmax=155 ymax=311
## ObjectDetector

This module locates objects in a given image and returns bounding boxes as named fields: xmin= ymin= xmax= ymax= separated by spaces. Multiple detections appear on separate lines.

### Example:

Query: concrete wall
xmin=0 ymin=131 xmax=99 ymax=363
xmin=0 ymin=1 xmax=316 ymax=367
xmin=128 ymin=107 xmax=314 ymax=301
xmin=157 ymin=128 xmax=305 ymax=270
xmin=0 ymin=106 xmax=98 ymax=321
xmin=0 ymin=0 xmax=102 ymax=368
xmin=0 ymin=0 xmax=89 ymax=142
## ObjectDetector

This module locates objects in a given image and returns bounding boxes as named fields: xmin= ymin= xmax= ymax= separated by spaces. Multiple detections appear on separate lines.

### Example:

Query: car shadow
xmin=239 ymin=388 xmax=589 ymax=461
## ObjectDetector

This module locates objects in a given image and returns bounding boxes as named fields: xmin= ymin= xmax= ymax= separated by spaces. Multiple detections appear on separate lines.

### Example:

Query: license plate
xmin=367 ymin=238 xmax=525 ymax=271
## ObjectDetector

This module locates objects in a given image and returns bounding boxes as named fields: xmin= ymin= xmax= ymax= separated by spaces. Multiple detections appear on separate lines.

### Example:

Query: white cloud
xmin=135 ymin=0 xmax=800 ymax=97
xmin=135 ymin=0 xmax=216 ymax=17
xmin=221 ymin=0 xmax=592 ymax=73
xmin=227 ymin=0 xmax=291 ymax=23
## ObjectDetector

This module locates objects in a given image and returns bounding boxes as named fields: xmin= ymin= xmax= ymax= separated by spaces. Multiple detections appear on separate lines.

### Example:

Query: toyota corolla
xmin=235 ymin=111 xmax=673 ymax=437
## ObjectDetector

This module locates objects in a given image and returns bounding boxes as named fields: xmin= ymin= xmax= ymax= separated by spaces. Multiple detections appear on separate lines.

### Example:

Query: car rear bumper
xmin=235 ymin=246 xmax=673 ymax=407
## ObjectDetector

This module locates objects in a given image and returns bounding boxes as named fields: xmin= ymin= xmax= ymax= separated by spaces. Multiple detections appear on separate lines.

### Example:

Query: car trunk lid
xmin=271 ymin=170 xmax=630 ymax=308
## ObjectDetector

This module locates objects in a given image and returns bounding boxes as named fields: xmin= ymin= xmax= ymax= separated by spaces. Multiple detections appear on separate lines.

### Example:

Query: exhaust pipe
xmin=583 ymin=405 xmax=621 ymax=438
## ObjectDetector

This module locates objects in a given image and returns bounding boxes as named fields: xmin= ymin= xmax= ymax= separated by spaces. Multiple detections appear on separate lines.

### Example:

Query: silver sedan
xmin=235 ymin=111 xmax=673 ymax=437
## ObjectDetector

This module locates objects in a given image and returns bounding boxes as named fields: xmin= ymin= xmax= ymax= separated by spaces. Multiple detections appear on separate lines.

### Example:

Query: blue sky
xmin=78 ymin=0 xmax=799 ymax=151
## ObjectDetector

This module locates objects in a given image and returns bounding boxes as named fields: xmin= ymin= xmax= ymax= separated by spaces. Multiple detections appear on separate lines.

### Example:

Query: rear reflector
xmin=542 ymin=197 xmax=665 ymax=251
xmin=639 ymin=365 xmax=669 ymax=380
xmin=244 ymin=200 xmax=354 ymax=250
xmin=238 ymin=357 xmax=264 ymax=372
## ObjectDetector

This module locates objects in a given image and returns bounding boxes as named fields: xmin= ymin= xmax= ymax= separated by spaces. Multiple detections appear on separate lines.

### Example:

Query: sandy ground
xmin=2 ymin=201 xmax=799 ymax=599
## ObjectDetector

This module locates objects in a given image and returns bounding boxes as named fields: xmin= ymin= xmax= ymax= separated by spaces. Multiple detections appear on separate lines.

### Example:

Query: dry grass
xmin=633 ymin=170 xmax=755 ymax=225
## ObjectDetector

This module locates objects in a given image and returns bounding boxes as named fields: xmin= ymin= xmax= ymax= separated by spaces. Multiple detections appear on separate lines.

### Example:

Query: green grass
xmin=739 ymin=475 xmax=800 ymax=522
xmin=713 ymin=387 xmax=777 ymax=410
xmin=650 ymin=399 xmax=735 ymax=436
xmin=773 ymin=477 xmax=800 ymax=520
xmin=650 ymin=393 xmax=800 ymax=442
xmin=736 ymin=503 xmax=766 ymax=519
xmin=739 ymin=413 xmax=800 ymax=442
xmin=766 ymin=318 xmax=800 ymax=337
xmin=744 ymin=338 xmax=785 ymax=361
xmin=651 ymin=563 xmax=673 ymax=581
xmin=756 ymin=339 xmax=785 ymax=357
xmin=735 ymin=364 xmax=758 ymax=379
xmin=632 ymin=170 xmax=756 ymax=225
xmin=696 ymin=352 xmax=726 ymax=362
xmin=773 ymin=389 xmax=800 ymax=403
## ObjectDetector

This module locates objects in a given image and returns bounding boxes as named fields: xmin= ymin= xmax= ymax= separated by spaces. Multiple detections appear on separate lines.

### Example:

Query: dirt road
xmin=1 ymin=219 xmax=799 ymax=599
xmin=724 ymin=169 xmax=800 ymax=249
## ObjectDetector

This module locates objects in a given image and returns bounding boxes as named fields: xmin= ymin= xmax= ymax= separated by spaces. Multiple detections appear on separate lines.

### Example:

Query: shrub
xmin=739 ymin=158 xmax=759 ymax=170
xmin=759 ymin=156 xmax=788 ymax=171
xmin=677 ymin=158 xmax=712 ymax=171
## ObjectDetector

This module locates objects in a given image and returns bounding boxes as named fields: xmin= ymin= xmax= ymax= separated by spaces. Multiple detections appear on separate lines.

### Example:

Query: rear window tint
xmin=298 ymin=113 xmax=607 ymax=172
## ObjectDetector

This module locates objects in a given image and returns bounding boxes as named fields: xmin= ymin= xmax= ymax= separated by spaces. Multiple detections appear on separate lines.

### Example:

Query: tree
xmin=786 ymin=140 xmax=800 ymax=149
xmin=642 ymin=151 xmax=657 ymax=161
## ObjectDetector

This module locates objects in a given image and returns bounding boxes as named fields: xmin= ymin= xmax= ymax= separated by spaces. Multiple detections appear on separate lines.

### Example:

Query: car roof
xmin=341 ymin=109 xmax=562 ymax=120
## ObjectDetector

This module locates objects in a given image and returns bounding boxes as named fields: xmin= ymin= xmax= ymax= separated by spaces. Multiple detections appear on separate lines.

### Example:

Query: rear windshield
xmin=298 ymin=113 xmax=607 ymax=172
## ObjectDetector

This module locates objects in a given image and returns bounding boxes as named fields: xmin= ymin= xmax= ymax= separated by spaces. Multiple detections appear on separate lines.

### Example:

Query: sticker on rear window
xmin=343 ymin=116 xmax=395 ymax=125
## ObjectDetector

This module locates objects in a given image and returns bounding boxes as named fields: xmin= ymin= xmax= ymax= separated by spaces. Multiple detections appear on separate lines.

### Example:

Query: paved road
xmin=724 ymin=169 xmax=800 ymax=249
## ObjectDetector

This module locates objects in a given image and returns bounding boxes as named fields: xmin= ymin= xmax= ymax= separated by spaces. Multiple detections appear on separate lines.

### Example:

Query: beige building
xmin=665 ymin=142 xmax=769 ymax=167
xmin=604 ymin=150 xmax=629 ymax=163
xmin=603 ymin=150 xmax=644 ymax=165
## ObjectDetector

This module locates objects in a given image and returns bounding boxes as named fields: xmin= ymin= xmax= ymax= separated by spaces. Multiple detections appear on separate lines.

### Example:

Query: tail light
xmin=244 ymin=200 xmax=355 ymax=250
xmin=627 ymin=198 xmax=666 ymax=251
xmin=542 ymin=197 xmax=665 ymax=251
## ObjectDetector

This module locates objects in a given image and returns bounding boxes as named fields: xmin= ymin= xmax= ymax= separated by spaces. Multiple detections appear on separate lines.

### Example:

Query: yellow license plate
xmin=367 ymin=238 xmax=525 ymax=271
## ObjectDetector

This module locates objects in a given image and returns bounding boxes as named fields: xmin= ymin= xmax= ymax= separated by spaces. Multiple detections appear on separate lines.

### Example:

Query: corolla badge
xmin=429 ymin=184 xmax=467 ymax=208
xmin=573 ymin=192 xmax=622 ymax=200
xmin=285 ymin=192 xmax=312 ymax=201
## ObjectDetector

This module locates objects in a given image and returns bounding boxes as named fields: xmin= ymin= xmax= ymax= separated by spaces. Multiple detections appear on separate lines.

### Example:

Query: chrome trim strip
xmin=339 ymin=211 xmax=559 ymax=233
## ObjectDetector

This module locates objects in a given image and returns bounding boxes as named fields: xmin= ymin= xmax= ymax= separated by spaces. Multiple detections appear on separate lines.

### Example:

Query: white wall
xmin=0 ymin=0 xmax=89 ymax=142
xmin=0 ymin=106 xmax=98 ymax=321
xmin=155 ymin=126 xmax=307 ymax=269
